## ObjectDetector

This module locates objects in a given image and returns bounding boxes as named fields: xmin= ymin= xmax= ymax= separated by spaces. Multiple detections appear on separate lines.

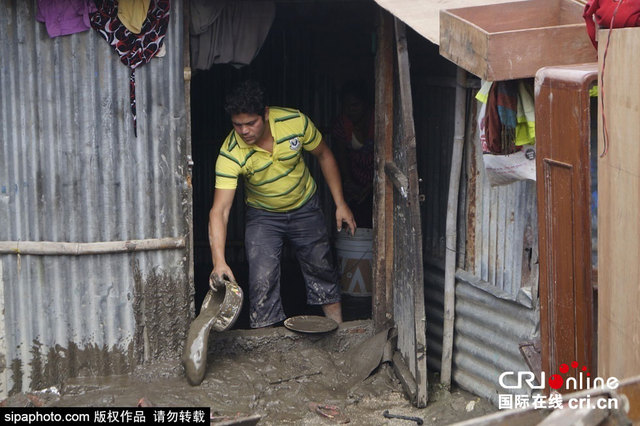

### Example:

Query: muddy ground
xmin=2 ymin=321 xmax=497 ymax=425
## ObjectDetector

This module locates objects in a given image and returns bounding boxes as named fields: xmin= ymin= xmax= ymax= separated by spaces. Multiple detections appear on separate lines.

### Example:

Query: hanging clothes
xmin=36 ymin=0 xmax=97 ymax=38
xmin=485 ymin=81 xmax=517 ymax=154
xmin=90 ymin=0 xmax=170 ymax=137
xmin=118 ymin=0 xmax=151 ymax=34
xmin=190 ymin=0 xmax=275 ymax=70
xmin=514 ymin=80 xmax=535 ymax=146
xmin=476 ymin=79 xmax=536 ymax=154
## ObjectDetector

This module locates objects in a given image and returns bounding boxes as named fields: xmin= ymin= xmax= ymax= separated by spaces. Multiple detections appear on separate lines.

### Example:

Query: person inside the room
xmin=331 ymin=80 xmax=375 ymax=229
xmin=208 ymin=79 xmax=356 ymax=328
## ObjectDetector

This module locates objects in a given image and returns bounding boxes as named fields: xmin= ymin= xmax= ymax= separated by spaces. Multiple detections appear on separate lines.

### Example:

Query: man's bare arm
xmin=208 ymin=188 xmax=237 ymax=282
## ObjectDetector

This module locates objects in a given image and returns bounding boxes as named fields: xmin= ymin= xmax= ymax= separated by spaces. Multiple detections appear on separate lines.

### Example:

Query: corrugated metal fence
xmin=0 ymin=0 xmax=191 ymax=398
xmin=413 ymin=63 xmax=540 ymax=404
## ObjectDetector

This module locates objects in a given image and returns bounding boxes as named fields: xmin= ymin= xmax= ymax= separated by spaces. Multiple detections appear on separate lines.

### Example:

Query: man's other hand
xmin=335 ymin=203 xmax=357 ymax=236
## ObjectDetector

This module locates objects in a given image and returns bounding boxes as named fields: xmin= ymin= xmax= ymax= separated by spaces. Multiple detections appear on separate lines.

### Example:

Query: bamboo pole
xmin=0 ymin=237 xmax=185 ymax=256
xmin=441 ymin=67 xmax=468 ymax=388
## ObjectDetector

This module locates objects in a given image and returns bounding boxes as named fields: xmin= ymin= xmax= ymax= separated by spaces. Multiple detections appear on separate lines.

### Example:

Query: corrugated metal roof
xmin=372 ymin=0 xmax=526 ymax=45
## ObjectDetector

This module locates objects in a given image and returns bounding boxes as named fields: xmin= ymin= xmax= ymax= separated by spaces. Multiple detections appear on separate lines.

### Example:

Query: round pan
xmin=284 ymin=315 xmax=339 ymax=333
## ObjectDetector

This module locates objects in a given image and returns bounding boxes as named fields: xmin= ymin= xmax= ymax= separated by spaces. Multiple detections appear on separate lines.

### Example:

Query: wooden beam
xmin=392 ymin=351 xmax=418 ymax=404
xmin=395 ymin=17 xmax=428 ymax=408
xmin=373 ymin=7 xmax=394 ymax=332
xmin=384 ymin=161 xmax=409 ymax=198
xmin=441 ymin=67 xmax=468 ymax=388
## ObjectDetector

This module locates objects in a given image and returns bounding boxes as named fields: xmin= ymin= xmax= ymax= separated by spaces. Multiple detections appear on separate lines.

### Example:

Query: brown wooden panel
xmin=542 ymin=159 xmax=576 ymax=368
xmin=535 ymin=64 xmax=597 ymax=392
xmin=597 ymin=28 xmax=640 ymax=381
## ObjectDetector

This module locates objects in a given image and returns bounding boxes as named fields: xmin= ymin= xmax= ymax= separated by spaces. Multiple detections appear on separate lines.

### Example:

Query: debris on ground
xmin=0 ymin=321 xmax=498 ymax=425
xmin=308 ymin=402 xmax=350 ymax=424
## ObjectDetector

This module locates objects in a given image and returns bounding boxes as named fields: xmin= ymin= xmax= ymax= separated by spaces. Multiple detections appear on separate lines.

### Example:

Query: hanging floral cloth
xmin=90 ymin=0 xmax=170 ymax=137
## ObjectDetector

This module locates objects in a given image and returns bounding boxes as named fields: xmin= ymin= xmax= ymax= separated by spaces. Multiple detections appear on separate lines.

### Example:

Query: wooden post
xmin=441 ymin=67 xmax=467 ymax=387
xmin=394 ymin=18 xmax=428 ymax=408
xmin=373 ymin=8 xmax=395 ymax=332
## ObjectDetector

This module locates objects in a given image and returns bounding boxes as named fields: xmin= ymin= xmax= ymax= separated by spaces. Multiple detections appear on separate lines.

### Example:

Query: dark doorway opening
xmin=190 ymin=1 xmax=377 ymax=328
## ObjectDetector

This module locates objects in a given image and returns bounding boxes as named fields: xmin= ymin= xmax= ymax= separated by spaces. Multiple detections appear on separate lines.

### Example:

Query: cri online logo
xmin=499 ymin=361 xmax=619 ymax=391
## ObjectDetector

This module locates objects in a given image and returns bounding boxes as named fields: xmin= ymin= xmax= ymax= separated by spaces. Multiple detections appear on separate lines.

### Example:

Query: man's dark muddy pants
xmin=244 ymin=194 xmax=340 ymax=328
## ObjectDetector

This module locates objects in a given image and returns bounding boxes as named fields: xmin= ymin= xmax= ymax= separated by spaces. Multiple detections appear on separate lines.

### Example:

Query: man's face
xmin=231 ymin=112 xmax=266 ymax=145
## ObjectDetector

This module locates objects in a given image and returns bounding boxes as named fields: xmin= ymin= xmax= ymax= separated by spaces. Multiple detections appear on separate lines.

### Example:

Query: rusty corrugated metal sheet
xmin=0 ymin=0 xmax=191 ymax=398
xmin=462 ymin=97 xmax=539 ymax=299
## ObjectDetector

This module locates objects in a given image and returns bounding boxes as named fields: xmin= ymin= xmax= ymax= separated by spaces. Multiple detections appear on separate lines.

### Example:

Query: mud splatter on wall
xmin=9 ymin=359 xmax=22 ymax=396
xmin=26 ymin=341 xmax=133 ymax=393
xmin=133 ymin=262 xmax=191 ymax=364
xmin=4 ymin=261 xmax=192 ymax=397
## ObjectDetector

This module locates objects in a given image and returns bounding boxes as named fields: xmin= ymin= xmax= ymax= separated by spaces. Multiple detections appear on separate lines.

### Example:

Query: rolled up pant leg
xmin=287 ymin=195 xmax=340 ymax=306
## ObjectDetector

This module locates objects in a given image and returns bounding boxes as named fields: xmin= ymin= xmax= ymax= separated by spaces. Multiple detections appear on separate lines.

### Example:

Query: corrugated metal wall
xmin=425 ymin=267 xmax=538 ymax=405
xmin=409 ymin=31 xmax=540 ymax=404
xmin=461 ymin=106 xmax=539 ymax=301
xmin=0 ymin=0 xmax=191 ymax=398
xmin=417 ymin=90 xmax=540 ymax=402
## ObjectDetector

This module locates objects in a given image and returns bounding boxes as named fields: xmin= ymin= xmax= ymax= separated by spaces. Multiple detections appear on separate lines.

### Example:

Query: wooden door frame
xmin=373 ymin=9 xmax=428 ymax=407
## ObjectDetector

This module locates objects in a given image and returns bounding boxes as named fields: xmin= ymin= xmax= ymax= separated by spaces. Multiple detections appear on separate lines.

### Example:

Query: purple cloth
xmin=36 ymin=0 xmax=97 ymax=38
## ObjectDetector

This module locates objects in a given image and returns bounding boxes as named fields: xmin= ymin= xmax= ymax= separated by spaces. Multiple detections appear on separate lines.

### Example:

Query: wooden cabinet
xmin=535 ymin=63 xmax=598 ymax=389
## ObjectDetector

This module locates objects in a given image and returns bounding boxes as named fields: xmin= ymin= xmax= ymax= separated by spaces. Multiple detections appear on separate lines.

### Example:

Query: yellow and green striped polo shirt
xmin=215 ymin=107 xmax=323 ymax=212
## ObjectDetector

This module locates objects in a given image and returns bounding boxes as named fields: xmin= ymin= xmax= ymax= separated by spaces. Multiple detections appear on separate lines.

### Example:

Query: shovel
xmin=183 ymin=274 xmax=243 ymax=386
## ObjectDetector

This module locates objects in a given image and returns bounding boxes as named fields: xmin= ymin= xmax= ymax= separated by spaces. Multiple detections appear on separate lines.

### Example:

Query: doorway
xmin=190 ymin=1 xmax=377 ymax=328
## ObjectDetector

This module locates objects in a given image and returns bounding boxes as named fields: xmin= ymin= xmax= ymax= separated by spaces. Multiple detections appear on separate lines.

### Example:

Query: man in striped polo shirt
xmin=209 ymin=79 xmax=357 ymax=328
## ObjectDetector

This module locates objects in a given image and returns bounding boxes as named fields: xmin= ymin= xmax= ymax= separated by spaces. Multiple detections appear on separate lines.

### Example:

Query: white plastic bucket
xmin=335 ymin=228 xmax=373 ymax=297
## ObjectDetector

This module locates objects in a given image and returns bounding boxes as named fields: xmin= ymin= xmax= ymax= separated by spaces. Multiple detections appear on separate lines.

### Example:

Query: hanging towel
xmin=118 ymin=0 xmax=151 ymax=34
xmin=36 ymin=0 xmax=97 ymax=38
xmin=90 ymin=0 xmax=170 ymax=137
xmin=515 ymin=80 xmax=535 ymax=146
xmin=190 ymin=0 xmax=275 ymax=70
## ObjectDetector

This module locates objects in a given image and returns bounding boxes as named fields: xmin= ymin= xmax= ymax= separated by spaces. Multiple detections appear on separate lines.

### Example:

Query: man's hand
xmin=210 ymin=265 xmax=235 ymax=291
xmin=310 ymin=140 xmax=358 ymax=237
xmin=336 ymin=202 xmax=357 ymax=236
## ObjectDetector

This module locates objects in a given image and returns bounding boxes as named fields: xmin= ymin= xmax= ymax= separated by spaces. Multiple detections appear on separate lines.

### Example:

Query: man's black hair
xmin=224 ymin=79 xmax=267 ymax=117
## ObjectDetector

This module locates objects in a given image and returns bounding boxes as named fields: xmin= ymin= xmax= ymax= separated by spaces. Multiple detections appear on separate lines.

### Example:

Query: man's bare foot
xmin=322 ymin=302 xmax=343 ymax=324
